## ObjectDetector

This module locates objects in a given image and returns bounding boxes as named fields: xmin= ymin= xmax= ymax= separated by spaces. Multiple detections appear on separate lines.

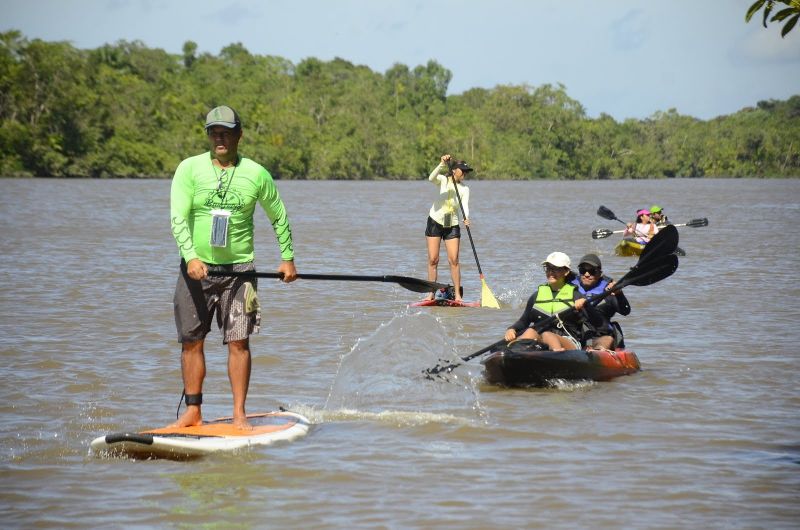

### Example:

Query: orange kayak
xmin=480 ymin=339 xmax=640 ymax=387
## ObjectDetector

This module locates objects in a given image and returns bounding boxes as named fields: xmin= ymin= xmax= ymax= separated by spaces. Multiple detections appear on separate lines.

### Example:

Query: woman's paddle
xmin=449 ymin=174 xmax=500 ymax=308
xmin=423 ymin=225 xmax=680 ymax=376
xmin=592 ymin=217 xmax=708 ymax=239
xmin=207 ymin=270 xmax=449 ymax=294
xmin=597 ymin=205 xmax=687 ymax=256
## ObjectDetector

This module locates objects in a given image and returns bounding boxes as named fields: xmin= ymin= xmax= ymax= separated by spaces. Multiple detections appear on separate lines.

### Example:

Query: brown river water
xmin=1 ymin=177 xmax=798 ymax=529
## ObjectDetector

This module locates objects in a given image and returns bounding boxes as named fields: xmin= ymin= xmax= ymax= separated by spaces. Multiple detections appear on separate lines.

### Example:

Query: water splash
xmin=323 ymin=312 xmax=485 ymax=422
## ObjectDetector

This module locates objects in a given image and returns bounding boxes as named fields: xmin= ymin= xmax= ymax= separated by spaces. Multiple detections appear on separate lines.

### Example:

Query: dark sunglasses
xmin=579 ymin=266 xmax=600 ymax=276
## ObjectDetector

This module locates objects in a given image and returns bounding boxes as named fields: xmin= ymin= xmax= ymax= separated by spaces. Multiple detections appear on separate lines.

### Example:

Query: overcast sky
xmin=4 ymin=0 xmax=799 ymax=120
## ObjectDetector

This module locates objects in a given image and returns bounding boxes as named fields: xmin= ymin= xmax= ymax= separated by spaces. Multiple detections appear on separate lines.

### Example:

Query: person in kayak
xmin=649 ymin=205 xmax=670 ymax=227
xmin=169 ymin=105 xmax=298 ymax=430
xmin=571 ymin=253 xmax=631 ymax=350
xmin=504 ymin=252 xmax=604 ymax=351
xmin=424 ymin=154 xmax=471 ymax=302
xmin=624 ymin=209 xmax=659 ymax=244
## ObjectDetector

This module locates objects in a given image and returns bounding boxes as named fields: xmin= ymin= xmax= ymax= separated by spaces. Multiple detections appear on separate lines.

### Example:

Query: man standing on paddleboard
xmin=169 ymin=105 xmax=297 ymax=430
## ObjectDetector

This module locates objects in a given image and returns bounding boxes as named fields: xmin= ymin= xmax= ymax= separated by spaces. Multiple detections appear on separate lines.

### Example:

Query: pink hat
xmin=637 ymin=209 xmax=650 ymax=216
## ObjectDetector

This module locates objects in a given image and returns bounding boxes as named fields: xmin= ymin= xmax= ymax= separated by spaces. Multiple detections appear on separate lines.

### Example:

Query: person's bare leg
xmin=425 ymin=236 xmax=442 ymax=300
xmin=540 ymin=331 xmax=566 ymax=351
xmin=444 ymin=237 xmax=461 ymax=301
xmin=591 ymin=335 xmax=615 ymax=350
xmin=169 ymin=340 xmax=205 ymax=427
xmin=517 ymin=328 xmax=540 ymax=341
xmin=228 ymin=338 xmax=252 ymax=430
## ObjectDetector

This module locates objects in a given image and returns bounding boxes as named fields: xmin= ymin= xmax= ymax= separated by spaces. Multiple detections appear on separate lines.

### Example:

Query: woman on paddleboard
xmin=424 ymin=154 xmax=471 ymax=302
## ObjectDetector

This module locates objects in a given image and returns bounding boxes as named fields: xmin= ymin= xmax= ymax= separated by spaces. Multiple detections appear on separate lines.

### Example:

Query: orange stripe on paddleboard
xmin=144 ymin=414 xmax=298 ymax=437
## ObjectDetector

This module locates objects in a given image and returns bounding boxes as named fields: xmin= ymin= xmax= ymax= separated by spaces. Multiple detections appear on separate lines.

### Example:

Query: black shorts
xmin=425 ymin=216 xmax=460 ymax=240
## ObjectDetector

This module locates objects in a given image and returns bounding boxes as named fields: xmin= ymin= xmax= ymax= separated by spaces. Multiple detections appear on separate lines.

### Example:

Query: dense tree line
xmin=1 ymin=31 xmax=798 ymax=179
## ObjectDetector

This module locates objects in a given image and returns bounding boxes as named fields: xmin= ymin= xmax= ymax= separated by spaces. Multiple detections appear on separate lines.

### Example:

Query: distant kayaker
xmin=649 ymin=205 xmax=670 ymax=227
xmin=571 ymin=253 xmax=630 ymax=350
xmin=504 ymin=252 xmax=604 ymax=351
xmin=624 ymin=209 xmax=659 ymax=244
xmin=169 ymin=105 xmax=298 ymax=430
xmin=424 ymin=154 xmax=472 ymax=302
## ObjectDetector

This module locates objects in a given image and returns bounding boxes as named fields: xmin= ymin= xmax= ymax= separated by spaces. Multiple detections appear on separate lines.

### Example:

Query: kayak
xmin=90 ymin=410 xmax=310 ymax=460
xmin=614 ymin=239 xmax=645 ymax=256
xmin=480 ymin=339 xmax=640 ymax=387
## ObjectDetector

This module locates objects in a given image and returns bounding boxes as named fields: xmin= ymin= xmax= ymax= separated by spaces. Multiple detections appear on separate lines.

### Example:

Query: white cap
xmin=542 ymin=252 xmax=571 ymax=268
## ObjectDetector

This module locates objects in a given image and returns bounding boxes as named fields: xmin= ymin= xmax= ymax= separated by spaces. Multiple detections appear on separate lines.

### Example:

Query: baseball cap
xmin=578 ymin=253 xmax=602 ymax=269
xmin=452 ymin=160 xmax=473 ymax=173
xmin=542 ymin=252 xmax=571 ymax=268
xmin=637 ymin=209 xmax=651 ymax=216
xmin=650 ymin=205 xmax=663 ymax=213
xmin=205 ymin=105 xmax=241 ymax=129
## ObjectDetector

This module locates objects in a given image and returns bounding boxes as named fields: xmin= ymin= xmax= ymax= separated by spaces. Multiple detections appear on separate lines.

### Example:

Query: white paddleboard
xmin=91 ymin=410 xmax=310 ymax=460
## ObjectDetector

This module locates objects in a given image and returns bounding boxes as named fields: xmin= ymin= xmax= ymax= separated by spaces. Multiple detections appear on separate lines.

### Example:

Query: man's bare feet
xmin=232 ymin=415 xmax=253 ymax=431
xmin=168 ymin=407 xmax=202 ymax=428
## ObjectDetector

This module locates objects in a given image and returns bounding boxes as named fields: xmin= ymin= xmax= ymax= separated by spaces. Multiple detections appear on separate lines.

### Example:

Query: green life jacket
xmin=534 ymin=283 xmax=575 ymax=315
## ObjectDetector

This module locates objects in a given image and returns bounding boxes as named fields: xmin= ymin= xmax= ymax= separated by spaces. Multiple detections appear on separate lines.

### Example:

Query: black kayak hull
xmin=481 ymin=346 xmax=641 ymax=387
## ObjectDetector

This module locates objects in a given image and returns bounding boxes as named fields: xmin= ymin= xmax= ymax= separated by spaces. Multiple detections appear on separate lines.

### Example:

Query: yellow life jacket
xmin=534 ymin=283 xmax=575 ymax=315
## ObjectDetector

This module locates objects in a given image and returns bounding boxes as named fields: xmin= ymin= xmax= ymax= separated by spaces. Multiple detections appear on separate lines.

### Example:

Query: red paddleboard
xmin=410 ymin=298 xmax=480 ymax=307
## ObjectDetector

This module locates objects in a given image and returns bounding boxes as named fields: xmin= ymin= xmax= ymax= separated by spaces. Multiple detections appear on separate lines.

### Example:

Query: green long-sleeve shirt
xmin=170 ymin=152 xmax=294 ymax=264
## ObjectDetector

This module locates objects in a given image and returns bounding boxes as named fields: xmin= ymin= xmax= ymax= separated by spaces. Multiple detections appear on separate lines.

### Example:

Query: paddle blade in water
xmin=480 ymin=278 xmax=500 ymax=308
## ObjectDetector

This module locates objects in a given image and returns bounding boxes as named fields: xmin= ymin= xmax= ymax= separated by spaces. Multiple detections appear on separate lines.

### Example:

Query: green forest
xmin=1 ymin=31 xmax=798 ymax=179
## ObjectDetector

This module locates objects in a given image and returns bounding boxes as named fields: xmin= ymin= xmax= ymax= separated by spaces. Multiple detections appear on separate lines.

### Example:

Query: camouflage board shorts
xmin=173 ymin=261 xmax=261 ymax=344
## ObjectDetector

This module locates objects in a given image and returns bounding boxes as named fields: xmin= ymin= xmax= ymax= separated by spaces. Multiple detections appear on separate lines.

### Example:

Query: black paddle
xmin=207 ymin=270 xmax=449 ymax=294
xmin=597 ymin=205 xmax=687 ymax=256
xmin=423 ymin=225 xmax=680 ymax=376
xmin=447 ymin=170 xmax=500 ymax=308
xmin=592 ymin=217 xmax=708 ymax=239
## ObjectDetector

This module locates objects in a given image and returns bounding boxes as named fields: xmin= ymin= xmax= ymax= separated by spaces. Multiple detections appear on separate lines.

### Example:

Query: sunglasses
xmin=543 ymin=264 xmax=568 ymax=273
xmin=579 ymin=266 xmax=600 ymax=276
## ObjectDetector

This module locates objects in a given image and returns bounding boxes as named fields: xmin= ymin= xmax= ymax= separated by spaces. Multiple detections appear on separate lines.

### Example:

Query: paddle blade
xmin=625 ymin=253 xmax=679 ymax=287
xmin=385 ymin=275 xmax=448 ymax=293
xmin=592 ymin=228 xmax=613 ymax=239
xmin=597 ymin=205 xmax=618 ymax=221
xmin=480 ymin=278 xmax=500 ymax=308
xmin=687 ymin=218 xmax=708 ymax=228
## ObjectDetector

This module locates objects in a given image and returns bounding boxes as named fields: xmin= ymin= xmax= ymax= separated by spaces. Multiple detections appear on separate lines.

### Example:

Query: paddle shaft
xmin=206 ymin=270 xmax=448 ymax=292
xmin=449 ymin=175 xmax=484 ymax=276
xmin=602 ymin=219 xmax=707 ymax=235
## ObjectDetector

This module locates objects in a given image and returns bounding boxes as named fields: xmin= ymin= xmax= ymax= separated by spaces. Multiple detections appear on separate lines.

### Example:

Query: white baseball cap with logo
xmin=541 ymin=252 xmax=571 ymax=268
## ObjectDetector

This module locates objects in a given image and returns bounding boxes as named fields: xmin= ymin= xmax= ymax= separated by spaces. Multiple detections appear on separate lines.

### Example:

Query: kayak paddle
xmin=423 ymin=224 xmax=680 ymax=376
xmin=207 ymin=270 xmax=449 ymax=294
xmin=592 ymin=217 xmax=708 ymax=239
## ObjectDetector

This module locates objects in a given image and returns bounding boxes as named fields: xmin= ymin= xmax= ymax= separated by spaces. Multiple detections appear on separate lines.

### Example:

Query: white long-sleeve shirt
xmin=427 ymin=162 xmax=469 ymax=227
